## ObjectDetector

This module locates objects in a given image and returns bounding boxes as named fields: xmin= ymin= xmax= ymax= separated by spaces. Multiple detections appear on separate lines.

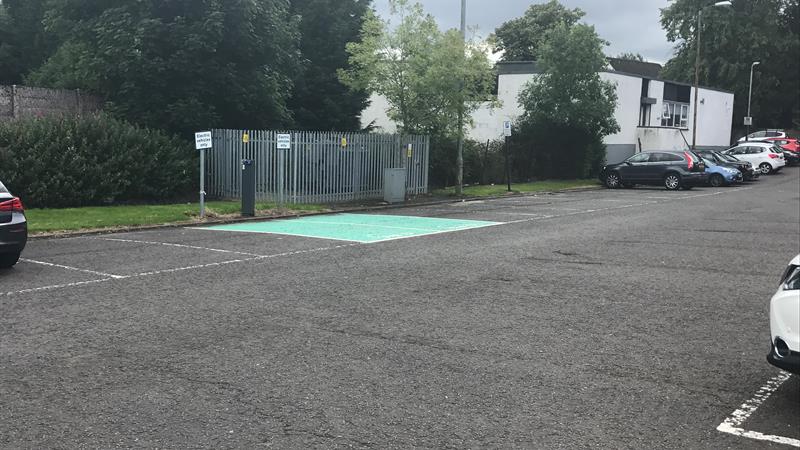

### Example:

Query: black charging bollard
xmin=241 ymin=159 xmax=255 ymax=217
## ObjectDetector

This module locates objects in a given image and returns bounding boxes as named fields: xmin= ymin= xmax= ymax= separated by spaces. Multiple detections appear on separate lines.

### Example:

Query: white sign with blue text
xmin=503 ymin=121 xmax=512 ymax=137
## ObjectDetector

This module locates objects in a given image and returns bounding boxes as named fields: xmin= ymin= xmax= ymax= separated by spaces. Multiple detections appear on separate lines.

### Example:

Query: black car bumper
xmin=767 ymin=342 xmax=800 ymax=375
xmin=0 ymin=222 xmax=27 ymax=254
xmin=746 ymin=170 xmax=759 ymax=180
xmin=683 ymin=172 xmax=708 ymax=186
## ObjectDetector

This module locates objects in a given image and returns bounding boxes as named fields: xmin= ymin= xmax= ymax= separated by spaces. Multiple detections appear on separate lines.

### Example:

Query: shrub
xmin=0 ymin=114 xmax=197 ymax=208
xmin=428 ymin=135 xmax=509 ymax=188
xmin=509 ymin=124 xmax=607 ymax=180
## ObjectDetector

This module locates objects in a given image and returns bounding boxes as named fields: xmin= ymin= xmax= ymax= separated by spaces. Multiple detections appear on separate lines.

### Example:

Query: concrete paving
xmin=1 ymin=168 xmax=799 ymax=448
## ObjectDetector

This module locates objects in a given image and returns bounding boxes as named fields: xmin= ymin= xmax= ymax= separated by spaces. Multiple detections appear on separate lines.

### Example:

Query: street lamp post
xmin=691 ymin=0 xmax=732 ymax=150
xmin=456 ymin=0 xmax=466 ymax=196
xmin=746 ymin=61 xmax=760 ymax=141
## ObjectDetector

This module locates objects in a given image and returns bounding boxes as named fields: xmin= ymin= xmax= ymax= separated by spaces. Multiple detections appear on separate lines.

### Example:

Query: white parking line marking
xmin=20 ymin=258 xmax=127 ymax=279
xmin=716 ymin=371 xmax=800 ymax=448
xmin=6 ymin=184 xmax=756 ymax=297
xmin=1 ymin=244 xmax=359 ymax=297
xmin=95 ymin=237 xmax=265 ymax=257
xmin=2 ymin=278 xmax=116 ymax=297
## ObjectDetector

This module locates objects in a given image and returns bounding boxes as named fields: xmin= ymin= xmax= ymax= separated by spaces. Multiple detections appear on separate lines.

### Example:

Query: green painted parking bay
xmin=201 ymin=213 xmax=501 ymax=243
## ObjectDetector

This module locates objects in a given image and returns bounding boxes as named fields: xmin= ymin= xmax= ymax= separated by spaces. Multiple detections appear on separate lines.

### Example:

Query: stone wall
xmin=0 ymin=85 xmax=102 ymax=120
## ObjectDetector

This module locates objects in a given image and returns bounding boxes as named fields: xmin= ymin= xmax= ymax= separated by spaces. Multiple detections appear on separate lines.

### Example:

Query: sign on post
xmin=195 ymin=131 xmax=212 ymax=150
xmin=194 ymin=131 xmax=212 ymax=219
xmin=744 ymin=117 xmax=753 ymax=126
xmin=502 ymin=122 xmax=512 ymax=192
xmin=277 ymin=133 xmax=291 ymax=149
xmin=503 ymin=120 xmax=512 ymax=137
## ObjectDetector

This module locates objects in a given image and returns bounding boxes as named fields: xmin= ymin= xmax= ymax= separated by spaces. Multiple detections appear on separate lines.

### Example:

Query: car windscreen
xmin=702 ymin=158 xmax=716 ymax=167
xmin=0 ymin=181 xmax=7 ymax=193
xmin=780 ymin=265 xmax=800 ymax=290
xmin=719 ymin=153 xmax=739 ymax=162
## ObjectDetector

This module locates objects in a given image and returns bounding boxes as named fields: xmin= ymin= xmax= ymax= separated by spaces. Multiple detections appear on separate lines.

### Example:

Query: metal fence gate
xmin=207 ymin=130 xmax=429 ymax=204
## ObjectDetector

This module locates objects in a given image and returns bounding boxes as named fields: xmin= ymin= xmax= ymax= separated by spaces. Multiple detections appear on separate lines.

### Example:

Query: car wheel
xmin=604 ymin=172 xmax=621 ymax=189
xmin=0 ymin=252 xmax=20 ymax=269
xmin=664 ymin=173 xmax=682 ymax=190
xmin=759 ymin=162 xmax=773 ymax=174
xmin=709 ymin=174 xmax=725 ymax=187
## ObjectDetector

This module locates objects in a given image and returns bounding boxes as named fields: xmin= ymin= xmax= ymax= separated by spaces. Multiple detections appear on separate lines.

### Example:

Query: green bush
xmin=428 ymin=136 xmax=509 ymax=188
xmin=0 ymin=114 xmax=197 ymax=208
xmin=509 ymin=124 xmax=607 ymax=180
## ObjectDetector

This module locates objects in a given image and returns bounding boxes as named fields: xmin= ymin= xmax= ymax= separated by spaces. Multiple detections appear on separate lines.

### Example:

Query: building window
xmin=661 ymin=101 xmax=689 ymax=128
xmin=640 ymin=104 xmax=651 ymax=126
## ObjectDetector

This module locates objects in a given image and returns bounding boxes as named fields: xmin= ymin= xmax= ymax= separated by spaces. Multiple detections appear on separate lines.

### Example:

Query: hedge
xmin=0 ymin=114 xmax=197 ymax=208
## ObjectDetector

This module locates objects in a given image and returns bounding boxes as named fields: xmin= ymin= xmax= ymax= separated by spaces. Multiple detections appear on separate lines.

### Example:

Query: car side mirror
xmin=625 ymin=161 xmax=633 ymax=166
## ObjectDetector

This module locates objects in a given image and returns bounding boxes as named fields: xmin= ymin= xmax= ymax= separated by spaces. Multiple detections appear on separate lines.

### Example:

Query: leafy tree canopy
xmin=660 ymin=0 xmax=799 ymax=131
xmin=615 ymin=52 xmax=645 ymax=61
xmin=516 ymin=22 xmax=619 ymax=178
xmin=339 ymin=0 xmax=495 ymax=138
xmin=491 ymin=0 xmax=584 ymax=61
xmin=0 ymin=0 xmax=53 ymax=84
xmin=288 ymin=0 xmax=371 ymax=131
xmin=520 ymin=22 xmax=618 ymax=136
xmin=23 ymin=0 xmax=300 ymax=135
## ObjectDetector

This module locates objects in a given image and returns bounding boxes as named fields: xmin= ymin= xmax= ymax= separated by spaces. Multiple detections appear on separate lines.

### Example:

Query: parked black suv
xmin=696 ymin=150 xmax=758 ymax=181
xmin=599 ymin=151 xmax=707 ymax=190
xmin=0 ymin=181 xmax=27 ymax=268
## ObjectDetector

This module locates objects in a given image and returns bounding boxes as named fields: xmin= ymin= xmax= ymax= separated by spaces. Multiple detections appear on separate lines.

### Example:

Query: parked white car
xmin=768 ymin=254 xmax=800 ymax=375
xmin=737 ymin=129 xmax=786 ymax=143
xmin=723 ymin=142 xmax=786 ymax=174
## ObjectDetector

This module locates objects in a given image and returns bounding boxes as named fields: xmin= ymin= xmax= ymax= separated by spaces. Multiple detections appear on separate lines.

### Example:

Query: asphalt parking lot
xmin=2 ymin=168 xmax=799 ymax=448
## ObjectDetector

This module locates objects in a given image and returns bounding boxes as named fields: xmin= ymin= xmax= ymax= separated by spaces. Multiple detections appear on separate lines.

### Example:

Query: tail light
xmin=768 ymin=153 xmax=779 ymax=159
xmin=683 ymin=151 xmax=694 ymax=170
xmin=0 ymin=197 xmax=24 ymax=213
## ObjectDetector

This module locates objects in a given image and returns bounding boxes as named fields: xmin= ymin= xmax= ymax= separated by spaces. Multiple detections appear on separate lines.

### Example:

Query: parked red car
xmin=765 ymin=138 xmax=799 ymax=153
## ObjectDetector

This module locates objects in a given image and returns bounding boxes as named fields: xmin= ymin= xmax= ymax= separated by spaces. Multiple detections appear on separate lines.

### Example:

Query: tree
xmin=339 ymin=0 xmax=494 ymax=137
xmin=515 ymin=22 xmax=619 ymax=179
xmin=339 ymin=0 xmax=495 ymax=186
xmin=491 ymin=0 xmax=584 ymax=61
xmin=288 ymin=0 xmax=371 ymax=131
xmin=616 ymin=52 xmax=645 ymax=61
xmin=27 ymin=0 xmax=300 ymax=135
xmin=0 ymin=0 xmax=53 ymax=84
xmin=660 ymin=0 xmax=799 ymax=133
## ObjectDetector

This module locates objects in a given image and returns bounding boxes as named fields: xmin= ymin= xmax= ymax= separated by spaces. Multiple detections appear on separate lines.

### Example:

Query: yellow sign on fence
xmin=242 ymin=133 xmax=250 ymax=143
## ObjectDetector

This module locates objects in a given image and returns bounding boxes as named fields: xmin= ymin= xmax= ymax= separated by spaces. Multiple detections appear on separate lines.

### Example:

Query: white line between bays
xmin=20 ymin=258 xmax=127 ymax=279
xmin=4 ymin=186 xmax=754 ymax=297
xmin=1 ymin=244 xmax=358 ymax=297
xmin=716 ymin=371 xmax=800 ymax=447
xmin=95 ymin=237 xmax=266 ymax=257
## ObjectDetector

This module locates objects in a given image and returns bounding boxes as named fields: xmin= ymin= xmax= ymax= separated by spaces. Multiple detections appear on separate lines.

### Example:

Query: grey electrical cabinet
xmin=383 ymin=168 xmax=406 ymax=203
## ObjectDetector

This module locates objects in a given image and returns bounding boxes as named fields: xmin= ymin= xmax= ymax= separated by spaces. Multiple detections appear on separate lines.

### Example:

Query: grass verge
xmin=25 ymin=201 xmax=328 ymax=234
xmin=432 ymin=179 xmax=600 ymax=197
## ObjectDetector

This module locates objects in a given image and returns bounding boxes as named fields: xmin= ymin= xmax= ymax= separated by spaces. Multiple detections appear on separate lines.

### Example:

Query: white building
xmin=362 ymin=60 xmax=735 ymax=164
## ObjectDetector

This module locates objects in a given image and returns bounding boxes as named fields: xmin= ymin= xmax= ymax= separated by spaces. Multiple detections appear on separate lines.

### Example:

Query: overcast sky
xmin=372 ymin=0 xmax=676 ymax=64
